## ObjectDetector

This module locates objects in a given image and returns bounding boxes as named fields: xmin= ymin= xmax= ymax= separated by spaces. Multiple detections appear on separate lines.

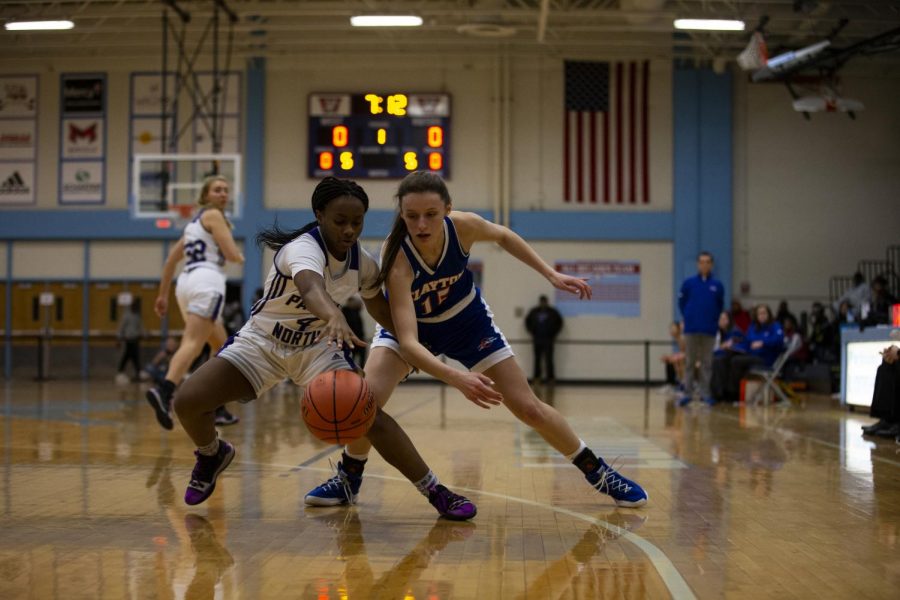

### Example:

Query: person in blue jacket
xmin=724 ymin=304 xmax=785 ymax=402
xmin=677 ymin=252 xmax=725 ymax=406
xmin=711 ymin=311 xmax=745 ymax=400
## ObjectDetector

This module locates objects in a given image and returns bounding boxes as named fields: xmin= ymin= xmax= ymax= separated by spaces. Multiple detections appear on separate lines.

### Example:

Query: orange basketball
xmin=301 ymin=370 xmax=376 ymax=444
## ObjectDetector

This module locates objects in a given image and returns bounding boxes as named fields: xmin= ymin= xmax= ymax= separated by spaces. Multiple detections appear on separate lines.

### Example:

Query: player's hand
xmin=451 ymin=371 xmax=503 ymax=409
xmin=321 ymin=315 xmax=367 ymax=349
xmin=751 ymin=341 xmax=763 ymax=350
xmin=154 ymin=296 xmax=167 ymax=318
xmin=548 ymin=272 xmax=592 ymax=300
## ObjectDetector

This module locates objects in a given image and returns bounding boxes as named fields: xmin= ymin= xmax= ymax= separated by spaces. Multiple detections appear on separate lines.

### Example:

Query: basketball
xmin=301 ymin=369 xmax=376 ymax=444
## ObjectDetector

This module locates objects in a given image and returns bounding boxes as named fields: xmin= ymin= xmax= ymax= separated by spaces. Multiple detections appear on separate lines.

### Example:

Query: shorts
xmin=371 ymin=292 xmax=514 ymax=373
xmin=176 ymin=267 xmax=225 ymax=320
xmin=218 ymin=324 xmax=358 ymax=399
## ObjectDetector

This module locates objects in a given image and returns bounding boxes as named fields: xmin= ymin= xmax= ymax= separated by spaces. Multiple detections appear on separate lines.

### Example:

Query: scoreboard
xmin=308 ymin=92 xmax=450 ymax=179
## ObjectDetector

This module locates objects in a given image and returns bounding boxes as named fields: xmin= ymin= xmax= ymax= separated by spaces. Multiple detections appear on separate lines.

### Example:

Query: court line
xmin=291 ymin=464 xmax=696 ymax=600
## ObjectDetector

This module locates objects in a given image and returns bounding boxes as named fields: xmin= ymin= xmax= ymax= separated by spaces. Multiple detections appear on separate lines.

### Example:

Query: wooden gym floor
xmin=0 ymin=378 xmax=898 ymax=599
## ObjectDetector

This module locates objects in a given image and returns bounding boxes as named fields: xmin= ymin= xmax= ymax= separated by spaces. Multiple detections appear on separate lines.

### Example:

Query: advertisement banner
xmin=61 ymin=76 xmax=105 ymax=113
xmin=62 ymin=118 xmax=104 ymax=158
xmin=60 ymin=161 xmax=104 ymax=203
xmin=0 ymin=119 xmax=36 ymax=160
xmin=0 ymin=75 xmax=37 ymax=117
xmin=60 ymin=73 xmax=106 ymax=204
xmin=0 ymin=161 xmax=36 ymax=204
xmin=554 ymin=260 xmax=641 ymax=317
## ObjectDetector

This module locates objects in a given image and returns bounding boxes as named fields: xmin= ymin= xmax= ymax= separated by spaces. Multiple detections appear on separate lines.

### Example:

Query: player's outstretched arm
xmin=294 ymin=270 xmax=365 ymax=349
xmin=155 ymin=237 xmax=185 ymax=317
xmin=385 ymin=255 xmax=502 ymax=409
xmin=452 ymin=212 xmax=591 ymax=299
xmin=362 ymin=293 xmax=395 ymax=333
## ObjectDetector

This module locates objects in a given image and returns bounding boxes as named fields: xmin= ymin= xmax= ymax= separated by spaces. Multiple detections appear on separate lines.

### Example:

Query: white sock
xmin=413 ymin=470 xmax=439 ymax=496
xmin=198 ymin=437 xmax=220 ymax=456
xmin=565 ymin=439 xmax=587 ymax=462
xmin=344 ymin=449 xmax=370 ymax=462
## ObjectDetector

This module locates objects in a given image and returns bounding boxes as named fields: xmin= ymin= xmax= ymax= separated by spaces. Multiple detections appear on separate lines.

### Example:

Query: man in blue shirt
xmin=678 ymin=252 xmax=725 ymax=406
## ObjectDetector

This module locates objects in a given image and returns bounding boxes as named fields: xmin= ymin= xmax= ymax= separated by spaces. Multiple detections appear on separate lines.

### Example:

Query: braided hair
xmin=256 ymin=177 xmax=369 ymax=251
xmin=375 ymin=171 xmax=451 ymax=286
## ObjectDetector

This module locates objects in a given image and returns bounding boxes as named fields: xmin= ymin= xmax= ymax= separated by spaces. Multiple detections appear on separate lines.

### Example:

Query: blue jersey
xmin=400 ymin=216 xmax=476 ymax=322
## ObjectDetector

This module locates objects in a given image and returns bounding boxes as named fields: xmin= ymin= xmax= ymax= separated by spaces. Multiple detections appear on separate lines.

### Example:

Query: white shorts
xmin=176 ymin=267 xmax=226 ymax=320
xmin=218 ymin=324 xmax=357 ymax=398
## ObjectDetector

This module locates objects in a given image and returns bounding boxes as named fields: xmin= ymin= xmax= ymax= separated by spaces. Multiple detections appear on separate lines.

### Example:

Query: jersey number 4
xmin=420 ymin=288 xmax=450 ymax=316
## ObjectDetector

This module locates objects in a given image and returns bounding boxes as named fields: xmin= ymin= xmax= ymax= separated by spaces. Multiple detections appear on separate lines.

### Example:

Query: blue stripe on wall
xmin=672 ymin=67 xmax=733 ymax=319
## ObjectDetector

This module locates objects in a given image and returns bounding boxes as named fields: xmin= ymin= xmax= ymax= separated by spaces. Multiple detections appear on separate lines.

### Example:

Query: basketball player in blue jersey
xmin=146 ymin=175 xmax=244 ymax=430
xmin=172 ymin=177 xmax=477 ymax=519
xmin=307 ymin=171 xmax=648 ymax=508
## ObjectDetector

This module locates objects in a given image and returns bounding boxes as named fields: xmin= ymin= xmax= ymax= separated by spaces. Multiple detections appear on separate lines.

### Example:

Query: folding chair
xmin=747 ymin=335 xmax=803 ymax=405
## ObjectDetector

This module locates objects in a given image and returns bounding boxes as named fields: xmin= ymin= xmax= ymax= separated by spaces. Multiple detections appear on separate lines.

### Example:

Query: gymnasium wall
xmin=732 ymin=63 xmax=900 ymax=307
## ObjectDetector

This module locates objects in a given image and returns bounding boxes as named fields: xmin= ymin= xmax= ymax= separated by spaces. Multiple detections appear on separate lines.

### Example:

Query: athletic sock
xmin=413 ymin=470 xmax=439 ymax=496
xmin=344 ymin=450 xmax=370 ymax=462
xmin=341 ymin=452 xmax=367 ymax=477
xmin=198 ymin=437 xmax=220 ymax=457
xmin=572 ymin=446 xmax=602 ymax=475
xmin=565 ymin=439 xmax=588 ymax=461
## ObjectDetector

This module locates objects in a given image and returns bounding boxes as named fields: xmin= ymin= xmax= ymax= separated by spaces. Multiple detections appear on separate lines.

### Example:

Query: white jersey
xmin=247 ymin=227 xmax=381 ymax=347
xmin=181 ymin=209 xmax=225 ymax=273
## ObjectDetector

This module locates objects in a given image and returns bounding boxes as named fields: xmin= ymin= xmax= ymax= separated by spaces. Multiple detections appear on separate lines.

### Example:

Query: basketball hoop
xmin=174 ymin=204 xmax=194 ymax=224
xmin=737 ymin=32 xmax=769 ymax=71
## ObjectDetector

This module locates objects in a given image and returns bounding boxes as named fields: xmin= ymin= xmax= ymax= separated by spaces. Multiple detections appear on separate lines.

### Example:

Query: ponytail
xmin=255 ymin=176 xmax=370 ymax=252
xmin=375 ymin=215 xmax=409 ymax=286
xmin=256 ymin=219 xmax=318 ymax=251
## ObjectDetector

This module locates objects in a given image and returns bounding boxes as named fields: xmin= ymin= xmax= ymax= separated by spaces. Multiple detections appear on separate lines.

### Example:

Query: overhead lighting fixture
xmin=5 ymin=20 xmax=74 ymax=31
xmin=674 ymin=19 xmax=745 ymax=31
xmin=350 ymin=15 xmax=423 ymax=27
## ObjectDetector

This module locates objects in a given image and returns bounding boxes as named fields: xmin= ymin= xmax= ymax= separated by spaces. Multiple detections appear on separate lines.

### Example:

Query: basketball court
xmin=1 ymin=379 xmax=898 ymax=599
xmin=2 ymin=1 xmax=900 ymax=599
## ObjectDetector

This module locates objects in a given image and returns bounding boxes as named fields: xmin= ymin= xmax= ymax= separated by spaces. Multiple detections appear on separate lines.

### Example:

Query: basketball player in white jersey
xmin=146 ymin=175 xmax=244 ymax=430
xmin=172 ymin=177 xmax=478 ymax=519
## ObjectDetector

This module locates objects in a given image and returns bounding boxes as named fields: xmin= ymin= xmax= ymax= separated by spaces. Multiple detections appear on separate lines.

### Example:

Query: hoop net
xmin=174 ymin=204 xmax=194 ymax=225
xmin=737 ymin=32 xmax=769 ymax=71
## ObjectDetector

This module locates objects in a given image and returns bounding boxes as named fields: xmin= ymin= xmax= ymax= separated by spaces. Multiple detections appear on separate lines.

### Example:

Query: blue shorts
xmin=372 ymin=292 xmax=514 ymax=373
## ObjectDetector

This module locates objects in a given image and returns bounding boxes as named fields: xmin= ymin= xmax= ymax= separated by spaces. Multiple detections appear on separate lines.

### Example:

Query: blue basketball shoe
xmin=305 ymin=462 xmax=362 ymax=506
xmin=586 ymin=460 xmax=648 ymax=508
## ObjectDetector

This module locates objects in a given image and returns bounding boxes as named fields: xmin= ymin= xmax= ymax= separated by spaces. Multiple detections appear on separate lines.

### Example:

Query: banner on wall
xmin=0 ymin=76 xmax=37 ymax=117
xmin=62 ymin=76 xmax=104 ymax=113
xmin=0 ymin=119 xmax=36 ymax=160
xmin=0 ymin=161 xmax=35 ymax=203
xmin=0 ymin=74 xmax=38 ymax=205
xmin=554 ymin=260 xmax=641 ymax=317
xmin=60 ymin=73 xmax=106 ymax=204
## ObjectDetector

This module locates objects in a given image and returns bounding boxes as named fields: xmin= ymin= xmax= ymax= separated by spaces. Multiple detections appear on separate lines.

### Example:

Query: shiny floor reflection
xmin=1 ymin=379 xmax=898 ymax=599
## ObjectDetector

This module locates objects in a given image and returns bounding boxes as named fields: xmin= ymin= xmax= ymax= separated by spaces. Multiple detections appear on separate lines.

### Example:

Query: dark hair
xmin=753 ymin=303 xmax=774 ymax=326
xmin=698 ymin=251 xmax=714 ymax=261
xmin=852 ymin=271 xmax=865 ymax=286
xmin=719 ymin=310 xmax=733 ymax=332
xmin=256 ymin=177 xmax=369 ymax=251
xmin=375 ymin=171 xmax=451 ymax=286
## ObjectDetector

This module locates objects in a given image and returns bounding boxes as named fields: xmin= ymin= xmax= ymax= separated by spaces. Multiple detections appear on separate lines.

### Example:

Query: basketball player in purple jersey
xmin=307 ymin=171 xmax=648 ymax=508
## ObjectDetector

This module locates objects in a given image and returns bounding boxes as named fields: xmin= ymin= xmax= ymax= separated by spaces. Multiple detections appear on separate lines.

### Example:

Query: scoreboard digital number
xmin=308 ymin=92 xmax=450 ymax=179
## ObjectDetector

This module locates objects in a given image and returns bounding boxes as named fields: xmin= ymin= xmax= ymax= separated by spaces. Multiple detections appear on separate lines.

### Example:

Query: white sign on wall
xmin=0 ymin=161 xmax=35 ymax=203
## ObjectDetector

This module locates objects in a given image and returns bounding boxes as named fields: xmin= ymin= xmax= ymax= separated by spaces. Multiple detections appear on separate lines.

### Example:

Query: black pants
xmin=117 ymin=340 xmax=141 ymax=377
xmin=533 ymin=340 xmax=556 ymax=381
xmin=870 ymin=361 xmax=900 ymax=422
xmin=712 ymin=352 xmax=764 ymax=401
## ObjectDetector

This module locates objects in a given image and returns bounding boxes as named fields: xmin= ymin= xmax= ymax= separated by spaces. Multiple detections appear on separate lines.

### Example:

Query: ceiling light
xmin=674 ymin=19 xmax=745 ymax=31
xmin=5 ymin=20 xmax=74 ymax=31
xmin=350 ymin=15 xmax=422 ymax=27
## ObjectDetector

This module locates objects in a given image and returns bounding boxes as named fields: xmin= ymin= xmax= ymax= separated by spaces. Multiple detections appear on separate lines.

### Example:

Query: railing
xmin=4 ymin=331 xmax=675 ymax=384
xmin=829 ymin=276 xmax=854 ymax=305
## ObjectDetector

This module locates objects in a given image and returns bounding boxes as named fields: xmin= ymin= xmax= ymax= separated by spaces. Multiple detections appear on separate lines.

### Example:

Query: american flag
xmin=564 ymin=60 xmax=650 ymax=204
